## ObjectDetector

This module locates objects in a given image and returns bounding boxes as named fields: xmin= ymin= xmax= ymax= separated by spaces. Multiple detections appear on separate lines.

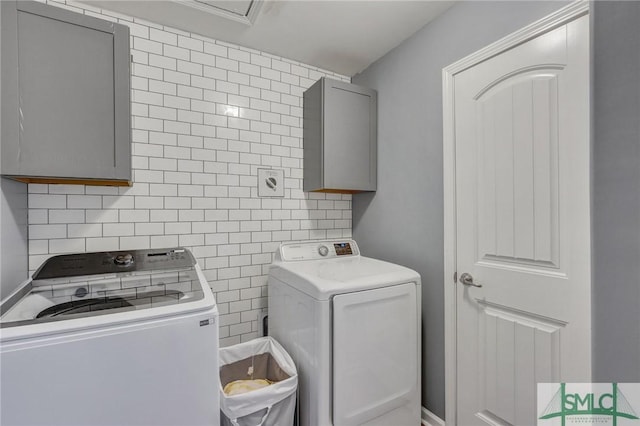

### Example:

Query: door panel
xmin=332 ymin=283 xmax=418 ymax=426
xmin=477 ymin=71 xmax=560 ymax=268
xmin=453 ymin=15 xmax=591 ymax=426
xmin=478 ymin=302 xmax=563 ymax=425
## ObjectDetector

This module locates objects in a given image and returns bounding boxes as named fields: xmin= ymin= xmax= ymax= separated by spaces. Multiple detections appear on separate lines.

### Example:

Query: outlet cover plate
xmin=258 ymin=168 xmax=284 ymax=197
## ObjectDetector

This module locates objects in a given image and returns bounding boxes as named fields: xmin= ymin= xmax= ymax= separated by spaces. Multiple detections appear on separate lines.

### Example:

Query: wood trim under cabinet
xmin=311 ymin=188 xmax=363 ymax=194
xmin=9 ymin=176 xmax=132 ymax=187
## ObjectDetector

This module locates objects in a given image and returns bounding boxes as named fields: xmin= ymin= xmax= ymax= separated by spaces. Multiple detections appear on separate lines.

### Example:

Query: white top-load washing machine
xmin=268 ymin=240 xmax=421 ymax=426
xmin=0 ymin=248 xmax=219 ymax=426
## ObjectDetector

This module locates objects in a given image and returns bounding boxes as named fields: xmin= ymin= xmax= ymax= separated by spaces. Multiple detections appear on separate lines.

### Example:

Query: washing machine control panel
xmin=280 ymin=240 xmax=359 ymax=261
xmin=33 ymin=247 xmax=195 ymax=279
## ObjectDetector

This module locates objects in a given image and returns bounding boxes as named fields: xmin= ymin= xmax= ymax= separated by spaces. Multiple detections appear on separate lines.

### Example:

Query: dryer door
xmin=332 ymin=282 xmax=419 ymax=425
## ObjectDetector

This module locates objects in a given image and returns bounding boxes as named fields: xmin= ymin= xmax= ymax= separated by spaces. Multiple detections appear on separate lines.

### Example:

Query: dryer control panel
xmin=279 ymin=240 xmax=360 ymax=261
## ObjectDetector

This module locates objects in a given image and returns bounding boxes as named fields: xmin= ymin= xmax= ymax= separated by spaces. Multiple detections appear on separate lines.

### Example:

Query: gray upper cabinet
xmin=1 ymin=1 xmax=131 ymax=186
xmin=303 ymin=78 xmax=377 ymax=193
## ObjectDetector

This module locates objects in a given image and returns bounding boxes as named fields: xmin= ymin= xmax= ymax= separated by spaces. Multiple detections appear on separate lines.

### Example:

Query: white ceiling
xmin=79 ymin=0 xmax=455 ymax=76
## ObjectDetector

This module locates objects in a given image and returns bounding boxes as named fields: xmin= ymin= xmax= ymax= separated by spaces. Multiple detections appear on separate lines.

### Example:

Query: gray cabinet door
xmin=1 ymin=1 xmax=131 ymax=184
xmin=323 ymin=79 xmax=377 ymax=191
xmin=303 ymin=78 xmax=377 ymax=193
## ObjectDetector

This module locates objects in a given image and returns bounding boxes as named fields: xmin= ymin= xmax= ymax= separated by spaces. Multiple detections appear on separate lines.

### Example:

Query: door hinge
xmin=453 ymin=271 xmax=458 ymax=284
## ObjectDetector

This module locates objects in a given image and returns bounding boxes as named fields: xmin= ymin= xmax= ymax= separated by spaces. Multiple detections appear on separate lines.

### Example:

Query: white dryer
xmin=268 ymin=240 xmax=421 ymax=426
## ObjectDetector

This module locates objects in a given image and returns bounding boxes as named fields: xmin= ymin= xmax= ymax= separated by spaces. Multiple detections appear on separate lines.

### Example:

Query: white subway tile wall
xmin=29 ymin=1 xmax=352 ymax=346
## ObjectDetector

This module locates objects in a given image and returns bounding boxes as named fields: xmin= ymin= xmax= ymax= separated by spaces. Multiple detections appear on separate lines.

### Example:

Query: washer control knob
xmin=114 ymin=253 xmax=134 ymax=266
xmin=318 ymin=245 xmax=329 ymax=257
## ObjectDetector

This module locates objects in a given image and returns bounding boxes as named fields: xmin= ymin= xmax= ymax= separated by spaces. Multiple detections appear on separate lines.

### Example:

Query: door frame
xmin=442 ymin=2 xmax=589 ymax=424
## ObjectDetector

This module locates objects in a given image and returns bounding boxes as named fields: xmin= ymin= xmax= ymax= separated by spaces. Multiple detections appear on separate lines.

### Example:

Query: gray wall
xmin=352 ymin=1 xmax=570 ymax=419
xmin=592 ymin=1 xmax=640 ymax=382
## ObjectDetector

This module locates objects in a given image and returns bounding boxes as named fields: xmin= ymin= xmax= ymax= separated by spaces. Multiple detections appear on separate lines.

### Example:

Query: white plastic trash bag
xmin=219 ymin=337 xmax=297 ymax=426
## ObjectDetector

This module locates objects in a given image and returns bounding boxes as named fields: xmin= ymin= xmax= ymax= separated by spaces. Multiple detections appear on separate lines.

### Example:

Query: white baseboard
xmin=422 ymin=406 xmax=445 ymax=426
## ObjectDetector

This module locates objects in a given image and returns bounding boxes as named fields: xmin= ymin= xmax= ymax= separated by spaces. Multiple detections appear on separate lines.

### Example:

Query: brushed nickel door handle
xmin=459 ymin=272 xmax=482 ymax=288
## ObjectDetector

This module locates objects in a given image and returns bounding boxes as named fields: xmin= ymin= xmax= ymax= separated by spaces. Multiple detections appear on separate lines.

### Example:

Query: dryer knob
xmin=318 ymin=245 xmax=329 ymax=257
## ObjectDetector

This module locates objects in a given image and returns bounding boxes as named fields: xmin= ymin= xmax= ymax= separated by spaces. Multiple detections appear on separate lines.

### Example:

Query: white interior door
xmin=451 ymin=13 xmax=591 ymax=426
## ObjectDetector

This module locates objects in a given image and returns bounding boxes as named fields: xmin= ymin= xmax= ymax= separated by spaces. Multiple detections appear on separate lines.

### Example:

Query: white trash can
xmin=219 ymin=337 xmax=297 ymax=426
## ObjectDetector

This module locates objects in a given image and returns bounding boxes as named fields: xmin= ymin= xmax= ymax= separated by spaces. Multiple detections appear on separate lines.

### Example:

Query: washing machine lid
xmin=0 ymin=248 xmax=215 ymax=334
xmin=270 ymin=241 xmax=420 ymax=300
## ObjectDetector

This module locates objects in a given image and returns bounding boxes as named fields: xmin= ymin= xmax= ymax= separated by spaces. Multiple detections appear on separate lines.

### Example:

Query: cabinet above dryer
xmin=303 ymin=78 xmax=377 ymax=193
xmin=1 ymin=1 xmax=131 ymax=186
